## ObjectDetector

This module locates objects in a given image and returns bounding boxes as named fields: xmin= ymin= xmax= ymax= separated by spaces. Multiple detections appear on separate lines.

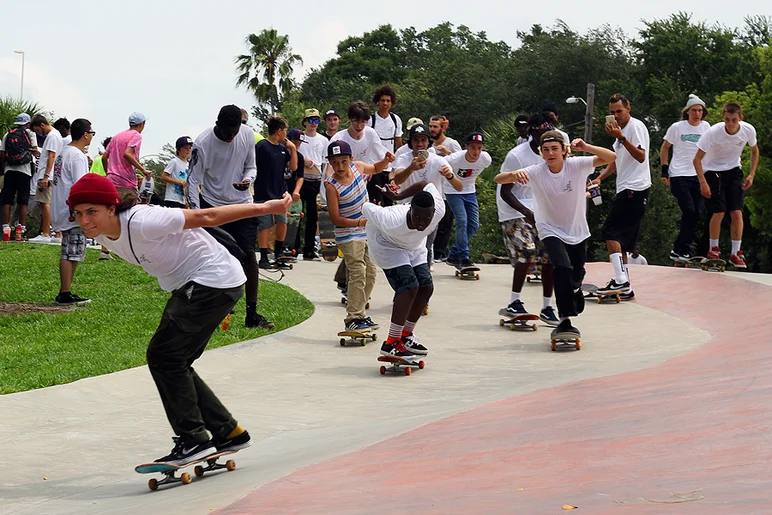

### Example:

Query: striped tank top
xmin=324 ymin=163 xmax=368 ymax=243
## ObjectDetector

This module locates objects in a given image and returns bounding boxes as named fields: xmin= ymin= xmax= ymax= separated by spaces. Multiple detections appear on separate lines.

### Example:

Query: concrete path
xmin=1 ymin=260 xmax=749 ymax=514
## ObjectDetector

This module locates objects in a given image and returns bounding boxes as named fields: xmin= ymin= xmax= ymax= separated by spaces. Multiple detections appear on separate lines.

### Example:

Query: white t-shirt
xmin=626 ymin=252 xmax=648 ymax=265
xmin=51 ymin=146 xmax=89 ymax=232
xmin=516 ymin=136 xmax=531 ymax=146
xmin=34 ymin=129 xmax=64 ymax=184
xmin=664 ymin=120 xmax=711 ymax=177
xmin=163 ymin=157 xmax=189 ymax=204
xmin=330 ymin=127 xmax=388 ymax=165
xmin=497 ymin=142 xmax=542 ymax=222
xmin=395 ymin=144 xmax=435 ymax=159
xmin=363 ymin=183 xmax=445 ymax=269
xmin=186 ymin=125 xmax=256 ymax=209
xmin=613 ymin=117 xmax=651 ymax=193
xmin=433 ymin=137 xmax=461 ymax=156
xmin=392 ymin=152 xmax=452 ymax=203
xmin=96 ymin=205 xmax=246 ymax=292
xmin=0 ymin=128 xmax=38 ymax=176
xmin=697 ymin=121 xmax=757 ymax=171
xmin=299 ymin=132 xmax=327 ymax=180
xmin=444 ymin=150 xmax=491 ymax=195
xmin=370 ymin=112 xmax=403 ymax=154
xmin=523 ymin=156 xmax=596 ymax=245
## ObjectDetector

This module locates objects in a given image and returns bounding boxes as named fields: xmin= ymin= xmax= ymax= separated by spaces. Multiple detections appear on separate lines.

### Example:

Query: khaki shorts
xmin=35 ymin=182 xmax=53 ymax=204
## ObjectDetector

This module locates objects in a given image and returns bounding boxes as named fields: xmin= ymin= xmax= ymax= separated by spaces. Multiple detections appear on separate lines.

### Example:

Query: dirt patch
xmin=0 ymin=302 xmax=75 ymax=316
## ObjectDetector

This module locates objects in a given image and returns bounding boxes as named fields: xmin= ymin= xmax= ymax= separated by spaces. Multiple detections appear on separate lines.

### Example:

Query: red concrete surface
xmin=217 ymin=264 xmax=772 ymax=514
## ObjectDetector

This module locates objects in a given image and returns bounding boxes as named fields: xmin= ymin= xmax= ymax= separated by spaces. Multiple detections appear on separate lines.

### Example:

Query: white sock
xmin=731 ymin=240 xmax=741 ymax=255
xmin=622 ymin=263 xmax=630 ymax=284
xmin=710 ymin=239 xmax=719 ymax=249
xmin=543 ymin=296 xmax=552 ymax=309
xmin=510 ymin=291 xmax=520 ymax=304
xmin=610 ymin=252 xmax=625 ymax=283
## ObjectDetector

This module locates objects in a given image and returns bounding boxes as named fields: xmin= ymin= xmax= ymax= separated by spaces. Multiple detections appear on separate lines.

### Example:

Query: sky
xmin=0 ymin=1 xmax=764 ymax=158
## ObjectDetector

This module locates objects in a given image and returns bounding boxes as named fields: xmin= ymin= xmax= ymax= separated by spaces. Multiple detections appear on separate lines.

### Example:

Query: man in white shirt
xmin=29 ymin=115 xmax=64 ymax=242
xmin=591 ymin=93 xmax=651 ymax=297
xmin=298 ymin=108 xmax=328 ymax=259
xmin=1 ymin=113 xmax=40 ymax=239
xmin=428 ymin=115 xmax=461 ymax=261
xmin=515 ymin=115 xmax=530 ymax=146
xmin=694 ymin=102 xmax=759 ymax=269
xmin=187 ymin=105 xmax=273 ymax=330
xmin=370 ymin=85 xmax=403 ymax=207
xmin=495 ymin=132 xmax=616 ymax=340
xmin=660 ymin=94 xmax=711 ymax=261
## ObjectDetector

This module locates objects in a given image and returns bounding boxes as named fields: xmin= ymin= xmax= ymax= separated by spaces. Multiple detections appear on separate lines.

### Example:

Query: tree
xmin=0 ymin=95 xmax=46 ymax=136
xmin=235 ymin=29 xmax=303 ymax=122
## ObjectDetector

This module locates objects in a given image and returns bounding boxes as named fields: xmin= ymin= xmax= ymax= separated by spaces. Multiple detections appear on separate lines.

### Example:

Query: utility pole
xmin=584 ymin=83 xmax=595 ymax=143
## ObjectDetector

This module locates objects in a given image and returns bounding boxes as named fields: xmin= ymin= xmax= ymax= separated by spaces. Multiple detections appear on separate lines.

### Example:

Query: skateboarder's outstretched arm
xmin=183 ymin=193 xmax=292 ymax=229
xmin=381 ymin=180 xmax=429 ymax=202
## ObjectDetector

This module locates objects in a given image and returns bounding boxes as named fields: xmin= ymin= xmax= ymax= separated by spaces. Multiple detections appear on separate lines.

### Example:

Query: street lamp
xmin=565 ymin=84 xmax=595 ymax=143
xmin=13 ymin=50 xmax=24 ymax=100
xmin=565 ymin=96 xmax=587 ymax=106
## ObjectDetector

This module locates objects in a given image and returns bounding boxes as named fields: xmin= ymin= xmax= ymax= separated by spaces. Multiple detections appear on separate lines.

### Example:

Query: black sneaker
xmin=499 ymin=299 xmax=527 ymax=317
xmin=303 ymin=252 xmax=321 ymax=261
xmin=551 ymin=319 xmax=580 ymax=339
xmin=620 ymin=290 xmax=635 ymax=301
xmin=574 ymin=287 xmax=585 ymax=314
xmin=55 ymin=292 xmax=91 ymax=305
xmin=363 ymin=317 xmax=380 ymax=330
xmin=669 ymin=250 xmax=687 ymax=262
xmin=459 ymin=258 xmax=475 ymax=268
xmin=446 ymin=256 xmax=460 ymax=267
xmin=596 ymin=279 xmax=630 ymax=294
xmin=403 ymin=334 xmax=428 ymax=355
xmin=245 ymin=312 xmax=275 ymax=329
xmin=539 ymin=306 xmax=559 ymax=326
xmin=275 ymin=260 xmax=292 ymax=270
xmin=214 ymin=429 xmax=252 ymax=453
xmin=345 ymin=318 xmax=371 ymax=332
xmin=155 ymin=436 xmax=217 ymax=466
xmin=380 ymin=340 xmax=415 ymax=358
xmin=258 ymin=259 xmax=274 ymax=270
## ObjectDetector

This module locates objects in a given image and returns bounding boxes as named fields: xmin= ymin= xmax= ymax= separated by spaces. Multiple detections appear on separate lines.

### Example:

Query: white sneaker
xmin=50 ymin=237 xmax=62 ymax=243
xmin=28 ymin=235 xmax=51 ymax=243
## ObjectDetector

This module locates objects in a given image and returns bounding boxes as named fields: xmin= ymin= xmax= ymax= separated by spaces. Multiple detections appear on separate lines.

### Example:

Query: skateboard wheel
xmin=615 ymin=295 xmax=620 ymax=303
xmin=575 ymin=338 xmax=581 ymax=350
xmin=597 ymin=297 xmax=602 ymax=304
xmin=423 ymin=306 xmax=429 ymax=315
xmin=194 ymin=465 xmax=204 ymax=477
xmin=340 ymin=298 xmax=346 ymax=304
xmin=226 ymin=459 xmax=236 ymax=471
xmin=366 ymin=302 xmax=370 ymax=309
xmin=379 ymin=365 xmax=386 ymax=375
xmin=148 ymin=478 xmax=158 ymax=491
xmin=551 ymin=339 xmax=557 ymax=352
xmin=532 ymin=324 xmax=537 ymax=332
xmin=475 ymin=274 xmax=480 ymax=280
xmin=181 ymin=472 xmax=192 ymax=485
xmin=509 ymin=323 xmax=516 ymax=331
xmin=360 ymin=340 xmax=366 ymax=347
xmin=526 ymin=276 xmax=531 ymax=283
xmin=418 ymin=361 xmax=425 ymax=369
xmin=340 ymin=338 xmax=345 ymax=346
xmin=455 ymin=270 xmax=459 ymax=277
xmin=405 ymin=367 xmax=412 ymax=376
xmin=371 ymin=334 xmax=377 ymax=341
xmin=499 ymin=319 xmax=505 ymax=327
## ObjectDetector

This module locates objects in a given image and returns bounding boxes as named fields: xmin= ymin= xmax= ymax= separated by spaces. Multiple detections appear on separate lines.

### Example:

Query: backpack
xmin=4 ymin=128 xmax=33 ymax=166
xmin=370 ymin=112 xmax=399 ymax=143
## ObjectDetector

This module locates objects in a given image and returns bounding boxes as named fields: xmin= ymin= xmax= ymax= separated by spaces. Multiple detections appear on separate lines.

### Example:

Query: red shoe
xmin=729 ymin=251 xmax=747 ymax=269
xmin=707 ymin=246 xmax=721 ymax=260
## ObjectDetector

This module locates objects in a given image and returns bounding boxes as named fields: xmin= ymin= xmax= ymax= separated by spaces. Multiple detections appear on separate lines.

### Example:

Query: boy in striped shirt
xmin=324 ymin=141 xmax=392 ymax=332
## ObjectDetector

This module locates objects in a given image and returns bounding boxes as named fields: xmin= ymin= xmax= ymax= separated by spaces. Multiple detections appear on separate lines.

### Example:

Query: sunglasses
xmin=86 ymin=130 xmax=96 ymax=135
xmin=306 ymin=118 xmax=321 ymax=123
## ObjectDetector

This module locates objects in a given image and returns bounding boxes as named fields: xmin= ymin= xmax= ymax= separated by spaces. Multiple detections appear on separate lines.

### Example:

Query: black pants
xmin=366 ymin=171 xmax=393 ymax=206
xmin=300 ymin=180 xmax=320 ymax=255
xmin=670 ymin=176 xmax=702 ymax=255
xmin=542 ymin=237 xmax=586 ymax=318
xmin=147 ymin=282 xmax=243 ymax=444
xmin=433 ymin=200 xmax=454 ymax=259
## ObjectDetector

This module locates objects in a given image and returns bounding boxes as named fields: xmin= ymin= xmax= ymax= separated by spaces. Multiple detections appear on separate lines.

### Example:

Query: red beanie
xmin=67 ymin=174 xmax=121 ymax=208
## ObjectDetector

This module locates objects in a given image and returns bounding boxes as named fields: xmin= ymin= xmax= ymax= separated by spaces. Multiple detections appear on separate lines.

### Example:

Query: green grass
xmin=0 ymin=244 xmax=314 ymax=394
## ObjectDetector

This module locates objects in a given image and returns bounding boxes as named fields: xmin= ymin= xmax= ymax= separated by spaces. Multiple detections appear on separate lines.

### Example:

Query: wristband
xmin=447 ymin=172 xmax=455 ymax=181
xmin=617 ymin=137 xmax=626 ymax=144
xmin=661 ymin=164 xmax=669 ymax=179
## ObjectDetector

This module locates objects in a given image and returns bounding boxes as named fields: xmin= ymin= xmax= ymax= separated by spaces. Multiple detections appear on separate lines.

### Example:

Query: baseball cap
xmin=175 ymin=136 xmax=193 ymax=149
xmin=515 ymin=115 xmax=529 ymax=126
xmin=326 ymin=140 xmax=352 ymax=158
xmin=287 ymin=128 xmax=303 ymax=141
xmin=128 ymin=112 xmax=146 ymax=126
xmin=324 ymin=109 xmax=339 ymax=120
xmin=14 ymin=113 xmax=31 ymax=125
xmin=466 ymin=132 xmax=485 ymax=143
xmin=406 ymin=117 xmax=424 ymax=130
xmin=303 ymin=108 xmax=321 ymax=119
xmin=408 ymin=123 xmax=431 ymax=140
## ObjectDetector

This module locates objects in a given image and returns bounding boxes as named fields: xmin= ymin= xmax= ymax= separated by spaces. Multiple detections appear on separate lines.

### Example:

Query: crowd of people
xmin=0 ymin=85 xmax=759 ymax=466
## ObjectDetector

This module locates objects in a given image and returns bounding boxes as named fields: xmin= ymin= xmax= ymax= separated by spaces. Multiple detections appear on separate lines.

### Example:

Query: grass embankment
xmin=0 ymin=244 xmax=313 ymax=394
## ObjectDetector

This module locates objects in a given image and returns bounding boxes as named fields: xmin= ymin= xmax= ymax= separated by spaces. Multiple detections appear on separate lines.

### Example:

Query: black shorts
xmin=0 ymin=170 xmax=31 ymax=206
xmin=200 ymin=198 xmax=258 ymax=254
xmin=704 ymin=167 xmax=744 ymax=213
xmin=163 ymin=200 xmax=186 ymax=209
xmin=600 ymin=188 xmax=650 ymax=252
xmin=383 ymin=263 xmax=433 ymax=295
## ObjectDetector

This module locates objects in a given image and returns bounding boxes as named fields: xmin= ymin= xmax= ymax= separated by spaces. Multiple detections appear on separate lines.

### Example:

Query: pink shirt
xmin=105 ymin=128 xmax=143 ymax=189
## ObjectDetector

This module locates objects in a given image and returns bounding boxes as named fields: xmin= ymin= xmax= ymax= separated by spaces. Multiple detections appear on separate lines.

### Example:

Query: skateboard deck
xmin=701 ymin=258 xmax=726 ymax=272
xmin=220 ymin=313 xmax=230 ymax=331
xmin=582 ymin=283 xmax=622 ymax=303
xmin=283 ymin=201 xmax=304 ymax=258
xmin=551 ymin=333 xmax=581 ymax=351
xmin=378 ymin=355 xmax=425 ymax=376
xmin=455 ymin=265 xmax=480 ymax=280
xmin=338 ymin=329 xmax=377 ymax=347
xmin=317 ymin=203 xmax=338 ymax=262
xmin=526 ymin=263 xmax=542 ymax=282
xmin=499 ymin=313 xmax=539 ymax=331
xmin=671 ymin=255 xmax=706 ymax=269
xmin=482 ymin=252 xmax=509 ymax=264
xmin=135 ymin=450 xmax=236 ymax=490
xmin=274 ymin=256 xmax=295 ymax=269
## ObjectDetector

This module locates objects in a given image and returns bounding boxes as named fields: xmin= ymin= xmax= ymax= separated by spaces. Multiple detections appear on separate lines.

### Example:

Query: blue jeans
xmin=446 ymin=193 xmax=479 ymax=260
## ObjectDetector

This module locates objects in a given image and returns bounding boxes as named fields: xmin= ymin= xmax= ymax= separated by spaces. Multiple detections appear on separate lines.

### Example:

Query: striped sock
xmin=387 ymin=322 xmax=403 ymax=344
xmin=402 ymin=320 xmax=416 ymax=337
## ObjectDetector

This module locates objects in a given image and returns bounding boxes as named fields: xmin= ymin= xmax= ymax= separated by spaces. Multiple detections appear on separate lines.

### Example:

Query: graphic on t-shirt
xmin=563 ymin=181 xmax=573 ymax=193
xmin=681 ymin=134 xmax=702 ymax=143
xmin=174 ymin=169 xmax=188 ymax=196
xmin=457 ymin=168 xmax=474 ymax=178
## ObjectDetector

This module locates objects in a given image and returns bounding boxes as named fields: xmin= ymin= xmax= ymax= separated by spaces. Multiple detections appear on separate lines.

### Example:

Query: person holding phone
xmin=187 ymin=105 xmax=275 ymax=329
xmin=589 ymin=93 xmax=651 ymax=298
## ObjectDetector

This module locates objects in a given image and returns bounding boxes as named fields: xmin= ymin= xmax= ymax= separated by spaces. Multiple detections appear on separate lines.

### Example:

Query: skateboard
xmin=378 ymin=355 xmax=425 ymax=376
xmin=338 ymin=329 xmax=378 ymax=347
xmin=526 ymin=263 xmax=541 ymax=282
xmin=671 ymin=255 xmax=706 ymax=269
xmin=481 ymin=252 xmax=509 ymax=264
xmin=499 ymin=313 xmax=539 ymax=331
xmin=582 ymin=283 xmax=621 ymax=303
xmin=422 ymin=304 xmax=429 ymax=316
xmin=316 ymin=203 xmax=338 ymax=262
xmin=274 ymin=256 xmax=295 ymax=270
xmin=701 ymin=258 xmax=726 ymax=272
xmin=135 ymin=450 xmax=236 ymax=490
xmin=551 ymin=332 xmax=581 ymax=351
xmin=455 ymin=265 xmax=480 ymax=280
xmin=220 ymin=313 xmax=230 ymax=331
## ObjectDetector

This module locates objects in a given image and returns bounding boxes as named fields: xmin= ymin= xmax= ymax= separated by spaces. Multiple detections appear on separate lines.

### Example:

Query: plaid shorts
xmin=501 ymin=218 xmax=548 ymax=266
xmin=61 ymin=227 xmax=87 ymax=262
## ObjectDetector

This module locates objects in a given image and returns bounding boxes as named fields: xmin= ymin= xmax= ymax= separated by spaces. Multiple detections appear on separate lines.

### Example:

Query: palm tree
xmin=0 ymin=95 xmax=46 ymax=135
xmin=235 ymin=29 xmax=303 ymax=118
